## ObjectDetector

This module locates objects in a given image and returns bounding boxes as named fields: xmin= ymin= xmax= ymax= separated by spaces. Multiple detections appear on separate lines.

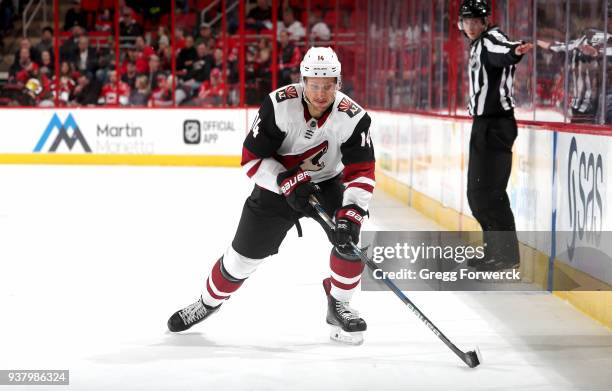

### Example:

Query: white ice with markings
xmin=0 ymin=166 xmax=610 ymax=391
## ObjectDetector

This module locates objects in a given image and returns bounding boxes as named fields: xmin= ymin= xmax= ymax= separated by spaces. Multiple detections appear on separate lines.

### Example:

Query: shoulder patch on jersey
xmin=275 ymin=85 xmax=298 ymax=102
xmin=337 ymin=97 xmax=362 ymax=118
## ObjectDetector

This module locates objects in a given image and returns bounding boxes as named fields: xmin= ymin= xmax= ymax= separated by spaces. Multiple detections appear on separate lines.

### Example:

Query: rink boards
xmin=370 ymin=111 xmax=611 ymax=327
xmin=0 ymin=107 xmax=610 ymax=327
xmin=0 ymin=108 xmax=247 ymax=165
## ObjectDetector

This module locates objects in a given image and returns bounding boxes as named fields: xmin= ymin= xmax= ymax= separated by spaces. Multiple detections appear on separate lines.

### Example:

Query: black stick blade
xmin=464 ymin=347 xmax=483 ymax=368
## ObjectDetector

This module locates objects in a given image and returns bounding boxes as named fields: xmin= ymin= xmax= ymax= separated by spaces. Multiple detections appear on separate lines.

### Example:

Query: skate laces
xmin=179 ymin=299 xmax=207 ymax=325
xmin=335 ymin=301 xmax=360 ymax=321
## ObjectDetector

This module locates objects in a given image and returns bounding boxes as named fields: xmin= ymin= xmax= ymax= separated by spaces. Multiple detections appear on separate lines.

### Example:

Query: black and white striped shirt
xmin=468 ymin=27 xmax=524 ymax=117
xmin=549 ymin=31 xmax=604 ymax=116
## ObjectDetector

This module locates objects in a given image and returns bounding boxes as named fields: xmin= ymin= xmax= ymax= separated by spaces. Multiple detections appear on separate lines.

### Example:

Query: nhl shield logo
xmin=338 ymin=97 xmax=362 ymax=118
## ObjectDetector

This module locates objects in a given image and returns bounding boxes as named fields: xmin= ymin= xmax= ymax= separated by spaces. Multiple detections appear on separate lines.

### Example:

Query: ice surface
xmin=0 ymin=166 xmax=610 ymax=391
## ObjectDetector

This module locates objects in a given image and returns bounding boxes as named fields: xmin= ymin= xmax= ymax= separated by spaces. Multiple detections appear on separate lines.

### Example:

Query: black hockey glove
xmin=334 ymin=204 xmax=366 ymax=250
xmin=277 ymin=167 xmax=318 ymax=214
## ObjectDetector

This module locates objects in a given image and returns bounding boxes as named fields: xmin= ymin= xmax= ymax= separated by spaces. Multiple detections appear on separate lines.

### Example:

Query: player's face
xmin=462 ymin=17 xmax=486 ymax=40
xmin=304 ymin=77 xmax=337 ymax=112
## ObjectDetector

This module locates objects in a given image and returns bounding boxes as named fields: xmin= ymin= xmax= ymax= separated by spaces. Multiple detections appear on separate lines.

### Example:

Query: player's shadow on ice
xmin=88 ymin=332 xmax=331 ymax=364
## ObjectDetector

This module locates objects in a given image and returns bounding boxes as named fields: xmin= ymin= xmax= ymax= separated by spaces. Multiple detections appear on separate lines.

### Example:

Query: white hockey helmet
xmin=300 ymin=46 xmax=342 ymax=87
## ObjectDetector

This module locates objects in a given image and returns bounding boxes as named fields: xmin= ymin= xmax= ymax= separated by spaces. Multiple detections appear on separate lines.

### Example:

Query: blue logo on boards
xmin=34 ymin=113 xmax=92 ymax=153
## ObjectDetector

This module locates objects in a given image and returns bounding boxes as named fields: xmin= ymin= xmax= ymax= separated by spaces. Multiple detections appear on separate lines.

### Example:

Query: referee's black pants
xmin=467 ymin=115 xmax=520 ymax=262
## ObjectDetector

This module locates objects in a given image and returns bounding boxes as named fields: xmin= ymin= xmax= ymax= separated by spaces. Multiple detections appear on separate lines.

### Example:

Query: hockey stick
xmin=309 ymin=196 xmax=482 ymax=368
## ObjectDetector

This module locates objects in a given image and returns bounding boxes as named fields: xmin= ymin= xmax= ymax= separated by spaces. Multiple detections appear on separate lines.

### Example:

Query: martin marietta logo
xmin=34 ymin=113 xmax=91 ymax=152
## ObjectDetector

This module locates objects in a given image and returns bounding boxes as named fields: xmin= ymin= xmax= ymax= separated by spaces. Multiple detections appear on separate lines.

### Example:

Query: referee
xmin=458 ymin=0 xmax=533 ymax=271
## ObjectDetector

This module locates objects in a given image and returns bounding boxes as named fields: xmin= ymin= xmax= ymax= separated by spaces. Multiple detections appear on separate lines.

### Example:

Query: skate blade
xmin=329 ymin=326 xmax=364 ymax=345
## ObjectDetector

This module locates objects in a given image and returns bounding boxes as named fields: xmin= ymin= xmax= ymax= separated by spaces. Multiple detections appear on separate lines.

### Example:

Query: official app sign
xmin=183 ymin=120 xmax=201 ymax=144
xmin=183 ymin=119 xmax=236 ymax=145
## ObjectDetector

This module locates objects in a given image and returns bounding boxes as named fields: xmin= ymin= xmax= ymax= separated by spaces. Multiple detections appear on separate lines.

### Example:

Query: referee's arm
xmin=482 ymin=35 xmax=525 ymax=67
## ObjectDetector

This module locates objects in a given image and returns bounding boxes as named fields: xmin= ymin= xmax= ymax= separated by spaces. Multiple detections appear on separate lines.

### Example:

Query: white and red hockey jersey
xmin=99 ymin=81 xmax=130 ymax=106
xmin=241 ymin=83 xmax=375 ymax=210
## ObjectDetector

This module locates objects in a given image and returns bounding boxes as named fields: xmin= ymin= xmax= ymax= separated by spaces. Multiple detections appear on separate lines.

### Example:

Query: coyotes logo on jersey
xmin=338 ymin=97 xmax=362 ymax=118
xmin=274 ymin=141 xmax=329 ymax=172
xmin=275 ymin=85 xmax=298 ymax=102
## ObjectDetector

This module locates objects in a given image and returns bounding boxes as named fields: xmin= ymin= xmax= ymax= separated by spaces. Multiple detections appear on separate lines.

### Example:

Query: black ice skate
xmin=167 ymin=296 xmax=220 ymax=332
xmin=323 ymin=278 xmax=366 ymax=345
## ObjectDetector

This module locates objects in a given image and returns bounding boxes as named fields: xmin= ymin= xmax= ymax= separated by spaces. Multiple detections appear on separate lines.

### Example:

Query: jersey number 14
xmin=360 ymin=129 xmax=371 ymax=148
xmin=251 ymin=114 xmax=261 ymax=138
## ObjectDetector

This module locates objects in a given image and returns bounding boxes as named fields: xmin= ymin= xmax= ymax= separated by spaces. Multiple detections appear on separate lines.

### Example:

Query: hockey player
xmin=458 ymin=0 xmax=533 ymax=272
xmin=167 ymin=47 xmax=375 ymax=345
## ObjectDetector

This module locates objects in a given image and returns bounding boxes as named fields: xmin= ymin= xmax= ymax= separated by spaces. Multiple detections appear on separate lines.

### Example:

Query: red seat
xmin=81 ymin=0 xmax=99 ymax=11
xmin=324 ymin=11 xmax=337 ymax=27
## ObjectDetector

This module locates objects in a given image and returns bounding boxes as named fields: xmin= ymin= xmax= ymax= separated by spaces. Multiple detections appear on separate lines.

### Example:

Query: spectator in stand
xmin=129 ymin=75 xmax=150 ymax=106
xmin=277 ymin=0 xmax=292 ymax=17
xmin=157 ymin=26 xmax=170 ymax=45
xmin=247 ymin=0 xmax=272 ymax=31
xmin=277 ymin=8 xmax=305 ymax=41
xmin=257 ymin=36 xmax=271 ymax=51
xmin=95 ymin=9 xmax=113 ymax=32
xmin=72 ymin=73 xmax=101 ymax=106
xmin=74 ymin=36 xmax=98 ymax=77
xmin=121 ymin=61 xmax=138 ymax=89
xmin=177 ymin=35 xmax=197 ymax=80
xmin=9 ymin=47 xmax=35 ymax=80
xmin=195 ymin=23 xmax=214 ymax=47
xmin=175 ymin=28 xmax=186 ymax=51
xmin=60 ymin=25 xmax=85 ymax=64
xmin=54 ymin=61 xmax=77 ymax=105
xmin=157 ymin=35 xmax=172 ymax=70
xmin=39 ymin=50 xmax=54 ymax=79
xmin=14 ymin=38 xmax=40 ymax=65
xmin=149 ymin=73 xmax=172 ymax=107
xmin=174 ymin=75 xmax=188 ymax=105
xmin=14 ymin=56 xmax=44 ymax=91
xmin=22 ymin=66 xmax=53 ymax=107
xmin=227 ymin=46 xmax=239 ymax=84
xmin=36 ymin=27 xmax=54 ymax=59
xmin=198 ymin=68 xmax=226 ymax=106
xmin=256 ymin=46 xmax=272 ymax=98
xmin=211 ymin=47 xmax=224 ymax=71
xmin=130 ymin=35 xmax=155 ymax=75
xmin=64 ymin=0 xmax=88 ymax=31
xmin=135 ymin=36 xmax=155 ymax=59
xmin=95 ymin=35 xmax=114 ymax=82
xmin=147 ymin=54 xmax=164 ymax=91
xmin=185 ymin=42 xmax=213 ymax=88
xmin=245 ymin=45 xmax=259 ymax=104
xmin=119 ymin=7 xmax=143 ymax=37
xmin=278 ymin=30 xmax=301 ymax=87
xmin=226 ymin=46 xmax=240 ymax=106
xmin=99 ymin=70 xmax=130 ymax=106
xmin=289 ymin=67 xmax=300 ymax=84
xmin=124 ymin=45 xmax=147 ymax=74
xmin=309 ymin=8 xmax=331 ymax=43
